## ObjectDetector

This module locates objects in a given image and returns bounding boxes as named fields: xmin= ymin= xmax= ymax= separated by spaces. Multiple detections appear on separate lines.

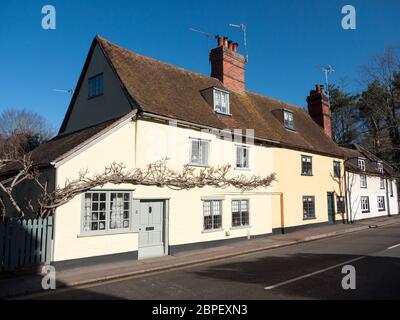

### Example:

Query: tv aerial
xmin=52 ymin=88 xmax=74 ymax=95
xmin=321 ymin=65 xmax=335 ymax=101
xmin=229 ymin=23 xmax=248 ymax=63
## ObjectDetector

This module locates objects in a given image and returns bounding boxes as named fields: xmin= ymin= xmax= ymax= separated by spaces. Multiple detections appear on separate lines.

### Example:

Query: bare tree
xmin=0 ymin=108 xmax=55 ymax=153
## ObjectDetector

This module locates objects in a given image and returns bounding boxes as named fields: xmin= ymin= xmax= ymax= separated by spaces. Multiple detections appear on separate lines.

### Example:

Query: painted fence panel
xmin=0 ymin=217 xmax=53 ymax=272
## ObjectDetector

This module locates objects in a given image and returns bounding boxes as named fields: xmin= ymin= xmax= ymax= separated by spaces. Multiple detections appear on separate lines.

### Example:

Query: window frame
xmin=88 ymin=73 xmax=104 ymax=99
xmin=81 ymin=190 xmax=134 ymax=236
xmin=189 ymin=138 xmax=210 ymax=167
xmin=336 ymin=196 xmax=346 ymax=214
xmin=303 ymin=196 xmax=316 ymax=220
xmin=213 ymin=88 xmax=230 ymax=115
xmin=357 ymin=158 xmax=366 ymax=171
xmin=360 ymin=196 xmax=370 ymax=213
xmin=235 ymin=145 xmax=250 ymax=170
xmin=380 ymin=177 xmax=385 ymax=189
xmin=202 ymin=200 xmax=223 ymax=231
xmin=301 ymin=155 xmax=313 ymax=176
xmin=360 ymin=174 xmax=367 ymax=188
xmin=389 ymin=179 xmax=393 ymax=197
xmin=377 ymin=196 xmax=385 ymax=211
xmin=377 ymin=162 xmax=384 ymax=174
xmin=231 ymin=199 xmax=250 ymax=228
xmin=333 ymin=161 xmax=341 ymax=178
xmin=283 ymin=110 xmax=295 ymax=130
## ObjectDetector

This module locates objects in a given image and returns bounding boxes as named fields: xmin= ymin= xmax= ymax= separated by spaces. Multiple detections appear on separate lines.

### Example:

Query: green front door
xmin=327 ymin=192 xmax=335 ymax=224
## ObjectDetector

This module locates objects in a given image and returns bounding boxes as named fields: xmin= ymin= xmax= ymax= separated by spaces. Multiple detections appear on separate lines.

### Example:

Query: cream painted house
xmin=2 ymin=35 xmax=356 ymax=265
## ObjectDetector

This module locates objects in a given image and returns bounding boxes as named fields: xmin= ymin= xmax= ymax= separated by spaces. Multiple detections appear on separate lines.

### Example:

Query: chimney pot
xmin=223 ymin=37 xmax=228 ymax=48
xmin=217 ymin=36 xmax=224 ymax=47
xmin=228 ymin=40 xmax=234 ymax=51
xmin=232 ymin=42 xmax=239 ymax=52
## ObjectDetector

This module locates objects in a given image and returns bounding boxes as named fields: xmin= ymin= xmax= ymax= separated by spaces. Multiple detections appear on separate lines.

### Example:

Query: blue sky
xmin=0 ymin=0 xmax=399 ymax=131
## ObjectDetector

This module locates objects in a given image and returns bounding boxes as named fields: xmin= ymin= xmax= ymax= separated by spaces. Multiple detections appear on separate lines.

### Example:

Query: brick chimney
xmin=210 ymin=36 xmax=245 ymax=93
xmin=307 ymin=84 xmax=332 ymax=138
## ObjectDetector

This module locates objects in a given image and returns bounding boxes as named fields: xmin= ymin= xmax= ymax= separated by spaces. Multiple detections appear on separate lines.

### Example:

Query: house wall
xmin=53 ymin=118 xmax=275 ymax=262
xmin=271 ymin=148 xmax=345 ymax=230
xmin=346 ymin=173 xmax=399 ymax=221
xmin=62 ymin=43 xmax=133 ymax=134
xmin=53 ymin=120 xmax=137 ymax=261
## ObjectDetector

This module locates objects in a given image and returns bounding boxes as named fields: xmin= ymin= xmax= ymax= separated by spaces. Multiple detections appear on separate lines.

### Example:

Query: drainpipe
xmin=386 ymin=177 xmax=391 ymax=216
xmin=345 ymin=170 xmax=353 ymax=224
xmin=280 ymin=193 xmax=285 ymax=234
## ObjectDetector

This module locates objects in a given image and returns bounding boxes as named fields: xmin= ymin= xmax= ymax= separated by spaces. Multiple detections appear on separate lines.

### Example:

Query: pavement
xmin=1 ymin=215 xmax=400 ymax=299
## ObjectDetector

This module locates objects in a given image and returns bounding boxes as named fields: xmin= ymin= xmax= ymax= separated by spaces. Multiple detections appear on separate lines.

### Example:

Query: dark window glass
xmin=336 ymin=196 xmax=345 ymax=213
xmin=232 ymin=200 xmax=249 ymax=227
xmin=303 ymin=196 xmax=315 ymax=219
xmin=301 ymin=156 xmax=313 ymax=176
xmin=333 ymin=161 xmax=341 ymax=178
xmin=88 ymin=73 xmax=103 ymax=98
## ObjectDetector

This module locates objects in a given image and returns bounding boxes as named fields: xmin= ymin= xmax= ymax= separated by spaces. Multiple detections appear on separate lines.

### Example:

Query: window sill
xmin=234 ymin=167 xmax=251 ymax=171
xmin=301 ymin=174 xmax=313 ymax=177
xmin=78 ymin=230 xmax=137 ymax=238
xmin=303 ymin=217 xmax=316 ymax=221
xmin=378 ymin=209 xmax=386 ymax=212
xmin=214 ymin=110 xmax=232 ymax=116
xmin=202 ymin=228 xmax=223 ymax=234
xmin=187 ymin=163 xmax=209 ymax=168
xmin=88 ymin=93 xmax=104 ymax=100
xmin=361 ymin=211 xmax=370 ymax=214
xmin=360 ymin=186 xmax=367 ymax=189
xmin=230 ymin=225 xmax=251 ymax=230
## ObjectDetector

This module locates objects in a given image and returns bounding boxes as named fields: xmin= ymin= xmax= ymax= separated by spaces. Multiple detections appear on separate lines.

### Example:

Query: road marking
xmin=264 ymin=256 xmax=365 ymax=290
xmin=387 ymin=243 xmax=400 ymax=250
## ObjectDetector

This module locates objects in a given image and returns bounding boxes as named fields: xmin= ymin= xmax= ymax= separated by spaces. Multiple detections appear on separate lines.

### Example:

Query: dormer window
xmin=283 ymin=110 xmax=294 ymax=130
xmin=377 ymin=162 xmax=383 ymax=173
xmin=357 ymin=158 xmax=366 ymax=171
xmin=213 ymin=89 xmax=230 ymax=115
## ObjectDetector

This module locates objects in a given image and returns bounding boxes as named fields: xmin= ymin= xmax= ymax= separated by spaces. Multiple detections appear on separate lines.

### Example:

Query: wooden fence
xmin=0 ymin=217 xmax=53 ymax=272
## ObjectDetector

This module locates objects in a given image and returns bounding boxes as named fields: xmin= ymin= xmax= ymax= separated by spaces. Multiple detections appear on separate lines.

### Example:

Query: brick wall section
xmin=209 ymin=45 xmax=246 ymax=94
xmin=307 ymin=84 xmax=332 ymax=138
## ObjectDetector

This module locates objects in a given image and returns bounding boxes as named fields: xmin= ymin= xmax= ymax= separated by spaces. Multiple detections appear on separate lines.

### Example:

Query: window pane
xmin=236 ymin=146 xmax=242 ymax=168
xmin=203 ymin=201 xmax=211 ymax=216
xmin=213 ymin=201 xmax=221 ymax=215
xmin=191 ymin=140 xmax=200 ymax=164
xmin=201 ymin=141 xmax=209 ymax=165
xmin=110 ymin=193 xmax=129 ymax=229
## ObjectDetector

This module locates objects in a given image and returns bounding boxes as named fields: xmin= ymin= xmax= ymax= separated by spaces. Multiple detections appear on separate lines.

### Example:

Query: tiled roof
xmin=340 ymin=144 xmax=397 ymax=177
xmin=97 ymin=36 xmax=344 ymax=158
xmin=0 ymin=118 xmax=122 ymax=175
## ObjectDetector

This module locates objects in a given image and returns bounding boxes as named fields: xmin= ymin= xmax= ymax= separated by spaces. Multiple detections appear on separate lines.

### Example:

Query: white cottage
xmin=341 ymin=145 xmax=399 ymax=222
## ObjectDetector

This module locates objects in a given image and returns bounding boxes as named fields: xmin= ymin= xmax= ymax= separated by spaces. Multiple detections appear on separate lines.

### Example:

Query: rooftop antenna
xmin=189 ymin=28 xmax=217 ymax=51
xmin=52 ymin=88 xmax=74 ymax=95
xmin=229 ymin=23 xmax=248 ymax=62
xmin=321 ymin=65 xmax=334 ymax=106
